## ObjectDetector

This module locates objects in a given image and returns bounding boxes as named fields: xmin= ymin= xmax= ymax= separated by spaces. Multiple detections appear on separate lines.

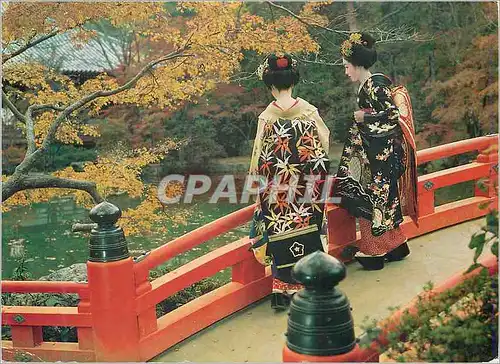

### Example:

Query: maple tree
xmin=2 ymin=2 xmax=326 ymax=234
xmin=422 ymin=33 xmax=498 ymax=146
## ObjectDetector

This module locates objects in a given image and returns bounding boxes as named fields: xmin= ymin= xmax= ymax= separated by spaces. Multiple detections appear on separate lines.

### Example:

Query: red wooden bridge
xmin=2 ymin=135 xmax=498 ymax=362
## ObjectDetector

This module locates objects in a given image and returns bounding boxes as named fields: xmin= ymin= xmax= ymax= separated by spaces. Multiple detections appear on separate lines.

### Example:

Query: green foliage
xmin=162 ymin=113 xmax=227 ymax=174
xmin=359 ymin=211 xmax=499 ymax=362
xmin=11 ymin=255 xmax=32 ymax=281
xmin=149 ymin=266 xmax=225 ymax=318
xmin=361 ymin=271 xmax=498 ymax=362
xmin=13 ymin=351 xmax=37 ymax=362
xmin=213 ymin=116 xmax=254 ymax=157
xmin=467 ymin=210 xmax=499 ymax=273
xmin=32 ymin=144 xmax=97 ymax=173
xmin=359 ymin=316 xmax=383 ymax=348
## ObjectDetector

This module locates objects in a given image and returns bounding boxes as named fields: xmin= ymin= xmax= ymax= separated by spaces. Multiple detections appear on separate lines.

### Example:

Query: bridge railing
xmin=132 ymin=204 xmax=270 ymax=361
xmin=1 ymin=134 xmax=497 ymax=362
xmin=327 ymin=134 xmax=498 ymax=258
xmin=1 ymin=281 xmax=95 ymax=361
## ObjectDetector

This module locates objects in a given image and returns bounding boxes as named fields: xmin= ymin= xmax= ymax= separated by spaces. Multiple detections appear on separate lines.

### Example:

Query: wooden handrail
xmin=2 ymin=281 xmax=88 ymax=295
xmin=136 ymin=136 xmax=498 ymax=275
xmin=2 ymin=306 xmax=92 ymax=327
xmin=416 ymin=134 xmax=497 ymax=165
xmin=134 ymin=203 xmax=256 ymax=275
xmin=135 ymin=238 xmax=252 ymax=313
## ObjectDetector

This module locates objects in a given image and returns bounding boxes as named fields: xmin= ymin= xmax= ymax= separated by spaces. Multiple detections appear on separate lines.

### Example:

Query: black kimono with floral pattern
xmin=334 ymin=74 xmax=406 ymax=237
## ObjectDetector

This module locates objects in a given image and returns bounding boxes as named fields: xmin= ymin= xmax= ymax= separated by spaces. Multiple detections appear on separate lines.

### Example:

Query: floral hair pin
xmin=340 ymin=32 xmax=363 ymax=57
xmin=256 ymin=55 xmax=298 ymax=80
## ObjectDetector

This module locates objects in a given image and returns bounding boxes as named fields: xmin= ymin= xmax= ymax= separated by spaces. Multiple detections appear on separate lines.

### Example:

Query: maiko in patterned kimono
xmin=334 ymin=32 xmax=416 ymax=270
xmin=248 ymin=53 xmax=331 ymax=309
xmin=335 ymin=74 xmax=406 ymax=236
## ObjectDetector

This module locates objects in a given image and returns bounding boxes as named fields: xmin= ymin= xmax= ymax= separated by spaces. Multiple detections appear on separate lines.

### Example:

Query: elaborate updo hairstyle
xmin=257 ymin=53 xmax=299 ymax=90
xmin=340 ymin=32 xmax=377 ymax=69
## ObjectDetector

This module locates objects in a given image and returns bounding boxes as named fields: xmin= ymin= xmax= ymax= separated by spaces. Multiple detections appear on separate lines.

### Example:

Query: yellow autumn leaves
xmin=2 ymin=2 xmax=331 ymax=235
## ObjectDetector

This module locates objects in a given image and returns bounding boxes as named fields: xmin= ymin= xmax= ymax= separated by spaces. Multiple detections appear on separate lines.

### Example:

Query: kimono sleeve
xmin=248 ymin=118 xmax=265 ymax=176
xmin=359 ymin=79 xmax=400 ymax=137
xmin=310 ymin=110 xmax=330 ymax=155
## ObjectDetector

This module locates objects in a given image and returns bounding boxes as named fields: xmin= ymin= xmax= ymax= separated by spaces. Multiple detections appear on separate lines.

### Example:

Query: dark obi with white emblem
xmin=268 ymin=224 xmax=323 ymax=283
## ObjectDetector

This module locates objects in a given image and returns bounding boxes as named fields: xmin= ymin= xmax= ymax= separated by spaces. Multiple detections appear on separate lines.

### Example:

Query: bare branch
xmin=31 ymin=104 xmax=66 ymax=112
xmin=367 ymin=3 xmax=411 ymax=29
xmin=369 ymin=26 xmax=433 ymax=44
xmin=297 ymin=56 xmax=344 ymax=67
xmin=2 ymin=90 xmax=26 ymax=123
xmin=266 ymin=1 xmax=349 ymax=35
xmin=95 ymin=22 xmax=126 ymax=67
xmin=265 ymin=1 xmax=430 ymax=44
xmin=3 ymin=30 xmax=59 ymax=64
xmin=2 ymin=174 xmax=104 ymax=203
xmin=94 ymin=36 xmax=117 ymax=70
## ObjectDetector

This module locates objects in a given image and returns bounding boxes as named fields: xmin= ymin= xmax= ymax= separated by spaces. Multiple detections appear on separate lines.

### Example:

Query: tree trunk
xmin=429 ymin=49 xmax=436 ymax=82
xmin=391 ymin=53 xmax=397 ymax=83
xmin=346 ymin=2 xmax=358 ymax=31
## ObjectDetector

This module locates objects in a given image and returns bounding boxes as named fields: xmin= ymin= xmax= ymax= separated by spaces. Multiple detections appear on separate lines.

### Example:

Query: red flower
xmin=276 ymin=57 xmax=288 ymax=68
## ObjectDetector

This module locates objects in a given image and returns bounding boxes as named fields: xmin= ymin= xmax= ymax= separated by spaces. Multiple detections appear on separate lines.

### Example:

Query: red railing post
xmin=475 ymin=142 xmax=498 ymax=199
xmin=282 ymin=252 xmax=375 ymax=362
xmin=134 ymin=268 xmax=158 ymax=338
xmin=232 ymin=246 xmax=266 ymax=284
xmin=77 ymin=290 xmax=94 ymax=350
xmin=10 ymin=326 xmax=43 ymax=348
xmin=418 ymin=187 xmax=435 ymax=217
xmin=86 ymin=202 xmax=141 ymax=361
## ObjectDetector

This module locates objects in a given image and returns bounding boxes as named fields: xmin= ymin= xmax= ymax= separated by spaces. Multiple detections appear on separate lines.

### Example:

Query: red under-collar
xmin=272 ymin=99 xmax=299 ymax=111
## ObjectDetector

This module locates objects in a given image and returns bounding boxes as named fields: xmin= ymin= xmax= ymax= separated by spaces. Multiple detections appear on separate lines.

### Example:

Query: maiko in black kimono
xmin=334 ymin=74 xmax=406 ymax=237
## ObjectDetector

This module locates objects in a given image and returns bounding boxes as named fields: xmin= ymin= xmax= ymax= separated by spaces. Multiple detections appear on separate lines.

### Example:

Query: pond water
xmin=2 ymin=196 xmax=250 ymax=280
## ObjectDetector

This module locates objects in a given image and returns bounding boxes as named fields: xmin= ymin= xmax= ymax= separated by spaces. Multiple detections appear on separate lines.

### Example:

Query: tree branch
xmin=367 ymin=3 xmax=411 ymax=29
xmin=31 ymin=104 xmax=66 ymax=112
xmin=93 ymin=36 xmax=117 ymax=70
xmin=3 ymin=30 xmax=59 ymax=64
xmin=12 ymin=48 xmax=193 ymax=176
xmin=265 ymin=1 xmax=349 ymax=35
xmin=25 ymin=104 xmax=66 ymax=155
xmin=25 ymin=107 xmax=37 ymax=155
xmin=2 ymin=174 xmax=104 ymax=203
xmin=369 ymin=25 xmax=433 ymax=44
xmin=297 ymin=57 xmax=344 ymax=67
xmin=41 ymin=48 xmax=193 ymax=150
xmin=2 ymin=90 xmax=26 ymax=123
xmin=266 ymin=1 xmax=430 ymax=44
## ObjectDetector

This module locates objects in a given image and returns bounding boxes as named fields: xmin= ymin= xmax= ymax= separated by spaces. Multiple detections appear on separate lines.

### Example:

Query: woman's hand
xmin=354 ymin=110 xmax=364 ymax=123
